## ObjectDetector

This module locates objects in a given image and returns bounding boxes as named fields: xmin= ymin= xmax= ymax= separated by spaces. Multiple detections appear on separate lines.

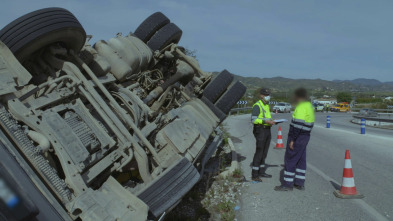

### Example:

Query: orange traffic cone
xmin=334 ymin=150 xmax=364 ymax=199
xmin=275 ymin=126 xmax=284 ymax=149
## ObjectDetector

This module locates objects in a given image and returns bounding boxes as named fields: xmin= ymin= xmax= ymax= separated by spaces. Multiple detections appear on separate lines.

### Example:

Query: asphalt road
xmin=224 ymin=112 xmax=393 ymax=221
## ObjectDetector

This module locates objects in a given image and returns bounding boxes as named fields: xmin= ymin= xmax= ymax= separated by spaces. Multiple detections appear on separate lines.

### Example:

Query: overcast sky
xmin=1 ymin=0 xmax=392 ymax=81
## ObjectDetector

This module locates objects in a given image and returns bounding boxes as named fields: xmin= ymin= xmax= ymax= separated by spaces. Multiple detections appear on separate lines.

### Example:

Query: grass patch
xmin=233 ymin=168 xmax=243 ymax=178
xmin=219 ymin=153 xmax=228 ymax=172
xmin=215 ymin=200 xmax=236 ymax=221
xmin=220 ymin=124 xmax=231 ymax=145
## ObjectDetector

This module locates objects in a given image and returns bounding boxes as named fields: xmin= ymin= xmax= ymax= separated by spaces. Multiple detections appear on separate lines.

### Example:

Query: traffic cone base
xmin=333 ymin=190 xmax=364 ymax=199
xmin=275 ymin=126 xmax=284 ymax=149
xmin=333 ymin=150 xmax=364 ymax=199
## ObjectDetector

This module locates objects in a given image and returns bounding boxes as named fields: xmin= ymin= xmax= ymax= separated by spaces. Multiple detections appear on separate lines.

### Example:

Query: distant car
xmin=314 ymin=104 xmax=324 ymax=112
xmin=330 ymin=104 xmax=340 ymax=112
xmin=359 ymin=108 xmax=378 ymax=117
xmin=273 ymin=102 xmax=292 ymax=113
xmin=331 ymin=103 xmax=349 ymax=112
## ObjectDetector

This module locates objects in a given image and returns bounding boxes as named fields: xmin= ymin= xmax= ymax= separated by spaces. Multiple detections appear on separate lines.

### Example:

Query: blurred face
xmin=293 ymin=96 xmax=304 ymax=104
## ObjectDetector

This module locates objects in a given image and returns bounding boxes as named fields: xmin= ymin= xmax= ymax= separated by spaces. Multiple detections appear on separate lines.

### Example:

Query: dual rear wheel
xmin=134 ymin=12 xmax=182 ymax=51
xmin=201 ymin=70 xmax=247 ymax=121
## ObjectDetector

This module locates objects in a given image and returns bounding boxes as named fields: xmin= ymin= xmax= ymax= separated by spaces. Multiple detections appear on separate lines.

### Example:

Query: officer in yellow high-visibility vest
xmin=250 ymin=88 xmax=276 ymax=181
xmin=275 ymin=88 xmax=315 ymax=191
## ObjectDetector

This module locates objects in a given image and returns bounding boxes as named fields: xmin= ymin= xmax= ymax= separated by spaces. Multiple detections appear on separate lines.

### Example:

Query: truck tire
xmin=0 ymin=7 xmax=86 ymax=62
xmin=200 ymin=96 xmax=226 ymax=122
xmin=215 ymin=81 xmax=247 ymax=114
xmin=203 ymin=70 xmax=234 ymax=103
xmin=134 ymin=12 xmax=170 ymax=43
xmin=147 ymin=23 xmax=182 ymax=51
xmin=137 ymin=158 xmax=200 ymax=217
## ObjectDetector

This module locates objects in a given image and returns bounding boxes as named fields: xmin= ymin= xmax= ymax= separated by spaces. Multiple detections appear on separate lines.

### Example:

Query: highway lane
xmin=314 ymin=112 xmax=392 ymax=137
xmin=224 ymin=113 xmax=392 ymax=221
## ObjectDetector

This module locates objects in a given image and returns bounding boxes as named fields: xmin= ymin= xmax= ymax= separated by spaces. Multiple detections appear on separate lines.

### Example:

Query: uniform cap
xmin=260 ymin=88 xmax=271 ymax=96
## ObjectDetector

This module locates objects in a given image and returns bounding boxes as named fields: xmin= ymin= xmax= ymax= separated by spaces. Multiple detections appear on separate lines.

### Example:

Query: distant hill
xmin=333 ymin=78 xmax=383 ymax=86
xmin=212 ymin=72 xmax=393 ymax=93
xmin=382 ymin=81 xmax=393 ymax=86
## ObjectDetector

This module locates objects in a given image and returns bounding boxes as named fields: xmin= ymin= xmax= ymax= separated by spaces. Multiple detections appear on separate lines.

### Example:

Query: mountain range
xmin=333 ymin=78 xmax=393 ymax=87
xmin=212 ymin=72 xmax=393 ymax=93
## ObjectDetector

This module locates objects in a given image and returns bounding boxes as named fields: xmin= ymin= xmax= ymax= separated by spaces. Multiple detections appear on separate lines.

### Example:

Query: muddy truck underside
xmin=0 ymin=8 xmax=245 ymax=221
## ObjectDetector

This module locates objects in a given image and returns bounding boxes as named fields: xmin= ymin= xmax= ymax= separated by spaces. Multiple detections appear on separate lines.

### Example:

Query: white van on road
xmin=273 ymin=102 xmax=292 ymax=113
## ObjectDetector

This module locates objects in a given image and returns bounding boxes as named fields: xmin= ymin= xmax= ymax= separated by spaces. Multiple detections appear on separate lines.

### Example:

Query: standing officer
xmin=275 ymin=88 xmax=315 ymax=191
xmin=250 ymin=88 xmax=276 ymax=182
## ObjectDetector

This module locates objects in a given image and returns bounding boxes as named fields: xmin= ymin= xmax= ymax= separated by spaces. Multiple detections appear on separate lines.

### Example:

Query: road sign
xmin=269 ymin=101 xmax=278 ymax=105
xmin=237 ymin=100 xmax=248 ymax=105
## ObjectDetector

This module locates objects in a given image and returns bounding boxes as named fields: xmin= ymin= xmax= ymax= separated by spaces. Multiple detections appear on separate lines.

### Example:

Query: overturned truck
xmin=0 ymin=8 xmax=245 ymax=221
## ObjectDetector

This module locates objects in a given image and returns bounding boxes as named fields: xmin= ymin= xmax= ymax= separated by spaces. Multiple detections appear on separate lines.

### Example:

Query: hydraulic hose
xmin=143 ymin=60 xmax=194 ymax=104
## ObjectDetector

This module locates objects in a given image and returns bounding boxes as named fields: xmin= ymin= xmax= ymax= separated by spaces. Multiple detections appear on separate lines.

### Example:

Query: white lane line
xmin=307 ymin=163 xmax=388 ymax=221
xmin=313 ymin=125 xmax=393 ymax=141
xmin=271 ymin=141 xmax=388 ymax=221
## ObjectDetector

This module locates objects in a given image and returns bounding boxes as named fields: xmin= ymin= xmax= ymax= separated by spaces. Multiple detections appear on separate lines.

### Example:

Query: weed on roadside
xmin=215 ymin=200 xmax=236 ymax=221
xmin=233 ymin=168 xmax=243 ymax=178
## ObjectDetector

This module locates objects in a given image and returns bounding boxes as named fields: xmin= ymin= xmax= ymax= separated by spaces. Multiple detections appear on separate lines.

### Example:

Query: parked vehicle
xmin=359 ymin=108 xmax=378 ymax=117
xmin=330 ymin=104 xmax=340 ymax=112
xmin=0 ymin=8 xmax=246 ymax=221
xmin=273 ymin=102 xmax=292 ymax=113
xmin=314 ymin=103 xmax=325 ymax=112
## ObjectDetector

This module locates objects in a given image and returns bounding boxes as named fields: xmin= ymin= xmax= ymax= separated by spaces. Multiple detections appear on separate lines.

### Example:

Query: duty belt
xmin=254 ymin=124 xmax=271 ymax=129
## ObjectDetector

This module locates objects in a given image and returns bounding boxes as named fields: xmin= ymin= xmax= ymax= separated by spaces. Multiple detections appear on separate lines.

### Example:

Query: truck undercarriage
xmin=0 ymin=8 xmax=245 ymax=220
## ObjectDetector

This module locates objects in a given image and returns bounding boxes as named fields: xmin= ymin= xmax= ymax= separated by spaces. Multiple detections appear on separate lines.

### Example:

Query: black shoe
xmin=294 ymin=184 xmax=305 ymax=190
xmin=274 ymin=185 xmax=293 ymax=191
xmin=259 ymin=173 xmax=272 ymax=178
xmin=251 ymin=177 xmax=263 ymax=182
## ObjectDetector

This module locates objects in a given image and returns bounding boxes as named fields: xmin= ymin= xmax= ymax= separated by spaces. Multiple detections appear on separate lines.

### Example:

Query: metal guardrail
xmin=229 ymin=107 xmax=252 ymax=115
xmin=350 ymin=108 xmax=393 ymax=113
xmin=352 ymin=114 xmax=393 ymax=123
xmin=230 ymin=106 xmax=393 ymax=118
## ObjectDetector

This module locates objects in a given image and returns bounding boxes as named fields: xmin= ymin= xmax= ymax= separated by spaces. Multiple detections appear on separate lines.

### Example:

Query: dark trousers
xmin=252 ymin=126 xmax=271 ymax=177
xmin=283 ymin=134 xmax=310 ymax=187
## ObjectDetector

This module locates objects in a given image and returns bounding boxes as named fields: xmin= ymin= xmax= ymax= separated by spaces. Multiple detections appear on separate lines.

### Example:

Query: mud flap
xmin=137 ymin=158 xmax=200 ymax=217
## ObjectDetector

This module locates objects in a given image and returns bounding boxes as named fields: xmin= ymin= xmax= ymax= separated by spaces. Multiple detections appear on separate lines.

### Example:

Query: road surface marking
xmin=313 ymin=125 xmax=393 ymax=141
xmin=271 ymin=141 xmax=388 ymax=221
xmin=307 ymin=164 xmax=388 ymax=221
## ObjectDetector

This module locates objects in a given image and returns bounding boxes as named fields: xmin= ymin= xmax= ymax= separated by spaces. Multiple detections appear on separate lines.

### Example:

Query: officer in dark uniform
xmin=250 ymin=88 xmax=276 ymax=182
xmin=275 ymin=88 xmax=315 ymax=191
